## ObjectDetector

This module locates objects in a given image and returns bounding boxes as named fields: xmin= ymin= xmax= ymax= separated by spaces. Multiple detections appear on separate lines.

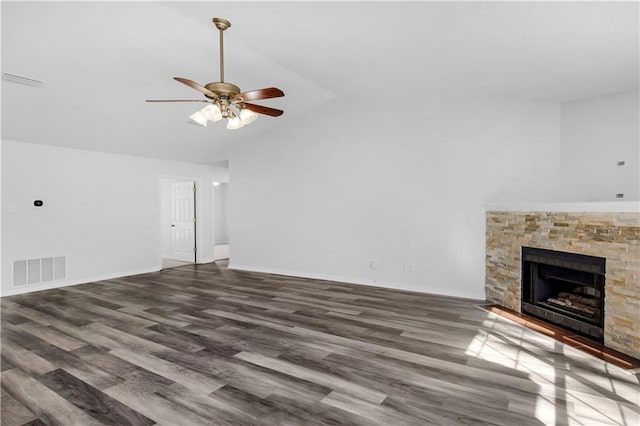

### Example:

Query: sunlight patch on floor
xmin=463 ymin=324 xmax=639 ymax=426
xmin=465 ymin=329 xmax=559 ymax=377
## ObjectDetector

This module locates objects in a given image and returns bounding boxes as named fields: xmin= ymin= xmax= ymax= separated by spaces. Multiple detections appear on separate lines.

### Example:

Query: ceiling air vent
xmin=2 ymin=72 xmax=45 ymax=87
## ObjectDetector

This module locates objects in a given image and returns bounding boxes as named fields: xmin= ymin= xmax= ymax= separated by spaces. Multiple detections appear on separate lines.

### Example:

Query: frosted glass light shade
xmin=202 ymin=104 xmax=222 ymax=122
xmin=239 ymin=108 xmax=258 ymax=125
xmin=226 ymin=116 xmax=243 ymax=130
xmin=189 ymin=110 xmax=208 ymax=126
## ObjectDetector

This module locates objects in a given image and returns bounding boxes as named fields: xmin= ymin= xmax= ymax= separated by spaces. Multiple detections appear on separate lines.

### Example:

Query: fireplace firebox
xmin=521 ymin=247 xmax=605 ymax=342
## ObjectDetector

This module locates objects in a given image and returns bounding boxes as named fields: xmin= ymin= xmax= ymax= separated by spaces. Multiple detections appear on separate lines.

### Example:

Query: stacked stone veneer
xmin=486 ymin=211 xmax=640 ymax=359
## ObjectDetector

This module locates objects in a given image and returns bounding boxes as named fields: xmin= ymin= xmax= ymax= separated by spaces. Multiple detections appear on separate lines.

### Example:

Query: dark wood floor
xmin=1 ymin=262 xmax=638 ymax=425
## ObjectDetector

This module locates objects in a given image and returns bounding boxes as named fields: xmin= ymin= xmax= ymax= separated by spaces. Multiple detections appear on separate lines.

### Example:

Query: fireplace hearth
xmin=521 ymin=247 xmax=605 ymax=342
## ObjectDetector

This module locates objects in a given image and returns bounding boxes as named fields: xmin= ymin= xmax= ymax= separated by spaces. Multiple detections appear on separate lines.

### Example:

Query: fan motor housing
xmin=204 ymin=82 xmax=241 ymax=98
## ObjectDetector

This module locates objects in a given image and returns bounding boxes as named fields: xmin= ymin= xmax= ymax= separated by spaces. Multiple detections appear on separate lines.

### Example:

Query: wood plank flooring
xmin=1 ymin=262 xmax=639 ymax=425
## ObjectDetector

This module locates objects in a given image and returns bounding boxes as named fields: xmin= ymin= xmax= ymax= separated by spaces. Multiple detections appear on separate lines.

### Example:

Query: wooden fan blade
xmin=234 ymin=87 xmax=284 ymax=102
xmin=243 ymin=103 xmax=284 ymax=117
xmin=174 ymin=77 xmax=218 ymax=98
xmin=146 ymin=100 xmax=210 ymax=103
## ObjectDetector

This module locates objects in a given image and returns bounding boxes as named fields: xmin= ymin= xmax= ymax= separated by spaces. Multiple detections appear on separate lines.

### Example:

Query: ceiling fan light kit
xmin=147 ymin=17 xmax=284 ymax=130
xmin=201 ymin=104 xmax=223 ymax=122
xmin=226 ymin=116 xmax=244 ymax=130
xmin=239 ymin=108 xmax=258 ymax=125
xmin=189 ymin=110 xmax=209 ymax=127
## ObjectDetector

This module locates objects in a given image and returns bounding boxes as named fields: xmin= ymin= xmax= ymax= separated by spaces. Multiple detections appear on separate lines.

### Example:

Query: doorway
xmin=213 ymin=181 xmax=229 ymax=261
xmin=161 ymin=178 xmax=197 ymax=268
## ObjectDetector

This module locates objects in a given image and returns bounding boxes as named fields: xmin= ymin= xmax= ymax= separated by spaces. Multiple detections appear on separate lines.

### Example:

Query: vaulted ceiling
xmin=2 ymin=1 xmax=638 ymax=164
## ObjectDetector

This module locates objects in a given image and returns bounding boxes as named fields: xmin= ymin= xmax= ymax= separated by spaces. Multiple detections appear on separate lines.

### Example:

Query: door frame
xmin=159 ymin=176 xmax=202 ymax=266
xmin=212 ymin=181 xmax=230 ymax=261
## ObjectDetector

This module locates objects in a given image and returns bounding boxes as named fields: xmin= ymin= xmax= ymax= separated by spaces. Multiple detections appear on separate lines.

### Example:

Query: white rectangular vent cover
xmin=13 ymin=256 xmax=66 ymax=287
xmin=2 ymin=72 xmax=45 ymax=87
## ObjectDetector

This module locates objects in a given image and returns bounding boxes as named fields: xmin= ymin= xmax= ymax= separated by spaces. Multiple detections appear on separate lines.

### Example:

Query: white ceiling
xmin=2 ymin=1 xmax=638 ymax=164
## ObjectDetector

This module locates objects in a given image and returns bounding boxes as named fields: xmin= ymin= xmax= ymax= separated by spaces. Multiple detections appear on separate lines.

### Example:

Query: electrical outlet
xmin=370 ymin=261 xmax=378 ymax=270
xmin=404 ymin=263 xmax=416 ymax=272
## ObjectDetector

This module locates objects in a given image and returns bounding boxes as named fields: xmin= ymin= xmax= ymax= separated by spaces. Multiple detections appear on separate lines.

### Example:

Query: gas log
xmin=547 ymin=291 xmax=598 ymax=317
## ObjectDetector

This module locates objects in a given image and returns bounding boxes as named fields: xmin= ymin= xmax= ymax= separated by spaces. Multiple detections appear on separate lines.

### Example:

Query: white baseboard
xmin=1 ymin=262 xmax=485 ymax=300
xmin=228 ymin=264 xmax=485 ymax=300
xmin=1 ymin=266 xmax=161 ymax=297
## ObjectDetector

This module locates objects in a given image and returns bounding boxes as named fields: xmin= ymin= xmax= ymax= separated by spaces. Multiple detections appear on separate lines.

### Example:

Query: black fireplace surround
xmin=521 ymin=247 xmax=605 ymax=342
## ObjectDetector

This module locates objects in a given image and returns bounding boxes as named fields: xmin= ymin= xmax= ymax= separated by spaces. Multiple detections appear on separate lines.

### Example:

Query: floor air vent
xmin=13 ymin=256 xmax=66 ymax=287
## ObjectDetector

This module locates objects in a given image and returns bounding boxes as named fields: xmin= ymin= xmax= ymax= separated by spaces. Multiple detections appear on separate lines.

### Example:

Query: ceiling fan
xmin=146 ymin=17 xmax=284 ymax=130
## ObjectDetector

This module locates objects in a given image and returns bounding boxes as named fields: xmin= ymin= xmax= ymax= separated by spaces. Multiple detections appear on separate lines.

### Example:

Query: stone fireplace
xmin=485 ymin=203 xmax=640 ymax=359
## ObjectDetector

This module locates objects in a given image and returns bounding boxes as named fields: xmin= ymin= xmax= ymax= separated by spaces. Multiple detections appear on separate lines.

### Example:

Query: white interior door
xmin=171 ymin=181 xmax=196 ymax=262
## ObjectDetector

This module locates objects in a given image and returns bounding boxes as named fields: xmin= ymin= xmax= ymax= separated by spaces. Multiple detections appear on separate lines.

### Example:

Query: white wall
xmin=213 ymin=183 xmax=229 ymax=244
xmin=560 ymin=90 xmax=640 ymax=201
xmin=1 ymin=139 xmax=228 ymax=296
xmin=229 ymin=97 xmax=562 ymax=299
